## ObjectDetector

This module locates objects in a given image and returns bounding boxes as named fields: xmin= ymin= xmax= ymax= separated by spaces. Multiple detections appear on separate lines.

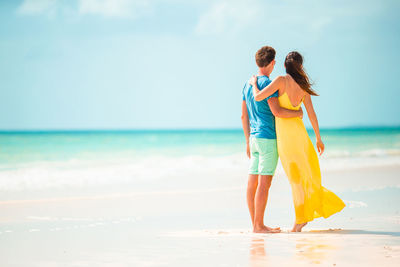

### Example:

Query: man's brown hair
xmin=255 ymin=46 xmax=276 ymax=67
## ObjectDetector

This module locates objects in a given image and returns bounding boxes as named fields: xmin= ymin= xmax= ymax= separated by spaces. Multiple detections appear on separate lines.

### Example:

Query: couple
xmin=241 ymin=46 xmax=345 ymax=233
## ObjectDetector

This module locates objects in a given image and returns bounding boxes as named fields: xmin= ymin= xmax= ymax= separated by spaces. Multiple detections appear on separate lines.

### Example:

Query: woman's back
xmin=279 ymin=75 xmax=306 ymax=109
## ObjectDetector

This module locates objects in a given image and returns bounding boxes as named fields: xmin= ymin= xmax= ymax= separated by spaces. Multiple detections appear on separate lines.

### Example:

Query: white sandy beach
xmin=1 ymin=162 xmax=399 ymax=266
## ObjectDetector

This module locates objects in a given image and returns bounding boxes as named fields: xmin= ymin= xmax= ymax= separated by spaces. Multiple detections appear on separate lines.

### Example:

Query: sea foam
xmin=0 ymin=151 xmax=399 ymax=192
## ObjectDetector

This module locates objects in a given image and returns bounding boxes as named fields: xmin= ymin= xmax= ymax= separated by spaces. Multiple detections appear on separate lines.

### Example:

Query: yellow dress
xmin=276 ymin=92 xmax=345 ymax=224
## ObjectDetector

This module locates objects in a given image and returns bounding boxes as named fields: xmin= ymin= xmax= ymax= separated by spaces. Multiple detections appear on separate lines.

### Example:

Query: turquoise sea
xmin=0 ymin=127 xmax=399 ymax=193
xmin=1 ymin=127 xmax=400 ymax=162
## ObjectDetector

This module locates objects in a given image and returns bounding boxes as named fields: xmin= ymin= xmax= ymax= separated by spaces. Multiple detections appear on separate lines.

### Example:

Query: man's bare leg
xmin=247 ymin=174 xmax=258 ymax=227
xmin=253 ymin=175 xmax=280 ymax=233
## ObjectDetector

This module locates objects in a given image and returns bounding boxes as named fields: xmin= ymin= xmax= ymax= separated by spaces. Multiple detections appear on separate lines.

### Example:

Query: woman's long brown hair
xmin=285 ymin=51 xmax=318 ymax=96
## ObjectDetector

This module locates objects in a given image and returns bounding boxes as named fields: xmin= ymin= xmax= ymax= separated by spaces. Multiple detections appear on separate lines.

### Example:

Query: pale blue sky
xmin=1 ymin=0 xmax=399 ymax=130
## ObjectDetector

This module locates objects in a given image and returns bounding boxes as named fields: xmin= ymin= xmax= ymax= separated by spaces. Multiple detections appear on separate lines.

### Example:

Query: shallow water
xmin=0 ymin=128 xmax=399 ymax=192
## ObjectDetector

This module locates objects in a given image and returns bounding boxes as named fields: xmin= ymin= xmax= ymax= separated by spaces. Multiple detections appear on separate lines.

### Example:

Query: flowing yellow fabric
xmin=276 ymin=92 xmax=345 ymax=224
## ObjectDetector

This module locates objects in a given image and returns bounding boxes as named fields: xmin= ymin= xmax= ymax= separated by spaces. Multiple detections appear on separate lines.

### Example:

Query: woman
xmin=249 ymin=51 xmax=345 ymax=232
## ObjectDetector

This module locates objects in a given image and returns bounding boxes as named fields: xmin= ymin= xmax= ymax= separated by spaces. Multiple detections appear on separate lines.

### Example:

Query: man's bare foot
xmin=291 ymin=222 xmax=308 ymax=232
xmin=264 ymin=225 xmax=281 ymax=231
xmin=254 ymin=224 xmax=281 ymax=233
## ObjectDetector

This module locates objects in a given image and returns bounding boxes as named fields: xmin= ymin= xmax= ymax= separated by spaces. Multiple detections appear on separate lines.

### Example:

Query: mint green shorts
xmin=249 ymin=137 xmax=278 ymax=175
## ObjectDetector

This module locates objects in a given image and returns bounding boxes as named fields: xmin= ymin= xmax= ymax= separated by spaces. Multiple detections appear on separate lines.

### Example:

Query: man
xmin=241 ymin=46 xmax=303 ymax=233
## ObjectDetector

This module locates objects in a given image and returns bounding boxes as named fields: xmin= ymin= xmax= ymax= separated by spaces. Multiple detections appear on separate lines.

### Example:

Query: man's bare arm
xmin=241 ymin=100 xmax=251 ymax=158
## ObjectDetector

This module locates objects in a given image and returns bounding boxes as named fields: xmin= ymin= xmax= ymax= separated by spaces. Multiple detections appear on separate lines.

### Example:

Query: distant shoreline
xmin=0 ymin=126 xmax=399 ymax=134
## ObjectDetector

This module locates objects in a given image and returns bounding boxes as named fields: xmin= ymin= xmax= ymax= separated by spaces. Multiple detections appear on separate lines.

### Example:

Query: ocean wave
xmin=0 ymin=154 xmax=247 ymax=191
xmin=0 ymin=152 xmax=399 ymax=192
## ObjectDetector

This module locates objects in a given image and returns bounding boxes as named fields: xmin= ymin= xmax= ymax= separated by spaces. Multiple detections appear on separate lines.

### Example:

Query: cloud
xmin=78 ymin=0 xmax=149 ymax=18
xmin=195 ymin=0 xmax=261 ymax=35
xmin=17 ymin=0 xmax=58 ymax=15
xmin=195 ymin=0 xmax=334 ymax=36
xmin=16 ymin=0 xmax=151 ymax=18
xmin=194 ymin=0 xmax=384 ymax=37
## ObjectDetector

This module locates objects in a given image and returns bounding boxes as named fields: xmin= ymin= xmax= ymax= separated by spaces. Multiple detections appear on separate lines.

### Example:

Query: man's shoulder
xmin=242 ymin=80 xmax=250 ymax=101
xmin=257 ymin=76 xmax=272 ymax=89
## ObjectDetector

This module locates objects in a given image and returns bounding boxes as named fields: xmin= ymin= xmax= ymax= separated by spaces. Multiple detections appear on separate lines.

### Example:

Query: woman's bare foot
xmin=291 ymin=222 xmax=308 ymax=232
xmin=254 ymin=224 xmax=281 ymax=233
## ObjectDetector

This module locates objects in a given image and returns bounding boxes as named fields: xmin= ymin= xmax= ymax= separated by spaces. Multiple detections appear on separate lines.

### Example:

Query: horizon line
xmin=0 ymin=125 xmax=399 ymax=133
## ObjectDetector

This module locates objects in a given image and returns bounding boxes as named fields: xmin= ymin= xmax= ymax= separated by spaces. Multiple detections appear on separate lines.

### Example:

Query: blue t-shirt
xmin=242 ymin=75 xmax=279 ymax=139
